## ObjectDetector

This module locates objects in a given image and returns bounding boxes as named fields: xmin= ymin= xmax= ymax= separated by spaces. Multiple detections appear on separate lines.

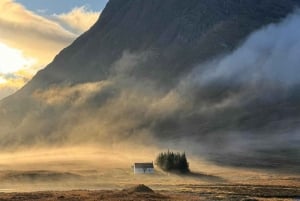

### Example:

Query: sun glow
xmin=0 ymin=43 xmax=36 ymax=74
xmin=0 ymin=76 xmax=7 ymax=84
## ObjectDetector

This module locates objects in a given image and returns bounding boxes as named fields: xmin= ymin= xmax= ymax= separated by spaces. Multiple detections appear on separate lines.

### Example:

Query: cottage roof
xmin=134 ymin=163 xmax=154 ymax=168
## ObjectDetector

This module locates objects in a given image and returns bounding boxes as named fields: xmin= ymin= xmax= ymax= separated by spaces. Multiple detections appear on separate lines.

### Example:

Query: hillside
xmin=17 ymin=0 xmax=300 ymax=91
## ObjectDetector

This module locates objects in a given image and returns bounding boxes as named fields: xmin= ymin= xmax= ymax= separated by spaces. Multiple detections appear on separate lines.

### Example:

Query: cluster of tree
xmin=155 ymin=150 xmax=189 ymax=173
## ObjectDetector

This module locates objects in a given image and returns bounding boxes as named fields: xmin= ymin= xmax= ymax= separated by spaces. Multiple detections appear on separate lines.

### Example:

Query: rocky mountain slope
xmin=20 ymin=0 xmax=299 ymax=90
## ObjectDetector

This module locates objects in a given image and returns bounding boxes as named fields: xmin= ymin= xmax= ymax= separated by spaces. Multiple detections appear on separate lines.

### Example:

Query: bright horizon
xmin=0 ymin=0 xmax=108 ymax=100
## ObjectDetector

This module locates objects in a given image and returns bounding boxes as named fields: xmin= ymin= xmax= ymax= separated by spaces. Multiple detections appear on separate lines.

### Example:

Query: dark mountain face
xmin=1 ymin=0 xmax=300 ymax=172
xmin=22 ymin=0 xmax=298 ymax=90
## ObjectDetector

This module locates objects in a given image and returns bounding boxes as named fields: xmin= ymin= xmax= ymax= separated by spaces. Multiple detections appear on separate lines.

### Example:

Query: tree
xmin=155 ymin=150 xmax=189 ymax=173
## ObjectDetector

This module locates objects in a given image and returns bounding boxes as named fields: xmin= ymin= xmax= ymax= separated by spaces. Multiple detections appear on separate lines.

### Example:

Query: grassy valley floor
xmin=0 ymin=184 xmax=299 ymax=201
xmin=0 ymin=148 xmax=299 ymax=200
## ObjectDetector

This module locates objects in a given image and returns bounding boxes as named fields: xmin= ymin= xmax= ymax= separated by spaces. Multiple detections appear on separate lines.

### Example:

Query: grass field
xmin=0 ymin=147 xmax=299 ymax=200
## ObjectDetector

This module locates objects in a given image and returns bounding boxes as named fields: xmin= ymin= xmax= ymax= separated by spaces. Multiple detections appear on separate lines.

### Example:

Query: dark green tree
xmin=155 ymin=150 xmax=189 ymax=173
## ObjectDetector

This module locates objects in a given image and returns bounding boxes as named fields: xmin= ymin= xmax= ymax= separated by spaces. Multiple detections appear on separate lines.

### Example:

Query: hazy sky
xmin=15 ymin=0 xmax=108 ymax=14
xmin=0 ymin=0 xmax=108 ymax=100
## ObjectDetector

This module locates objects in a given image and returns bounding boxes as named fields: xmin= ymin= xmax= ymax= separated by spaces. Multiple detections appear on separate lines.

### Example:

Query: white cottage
xmin=133 ymin=162 xmax=154 ymax=174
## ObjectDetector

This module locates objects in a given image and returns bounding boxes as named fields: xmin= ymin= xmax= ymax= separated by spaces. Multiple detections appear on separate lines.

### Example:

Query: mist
xmin=172 ymin=10 xmax=300 ymax=170
xmin=0 ymin=10 xmax=300 ymax=175
xmin=196 ymin=10 xmax=300 ymax=86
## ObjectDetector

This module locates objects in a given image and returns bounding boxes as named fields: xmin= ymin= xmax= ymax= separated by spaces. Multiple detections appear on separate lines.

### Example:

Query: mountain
xmin=19 ymin=0 xmax=299 ymax=90
xmin=1 ymin=0 xmax=300 ymax=171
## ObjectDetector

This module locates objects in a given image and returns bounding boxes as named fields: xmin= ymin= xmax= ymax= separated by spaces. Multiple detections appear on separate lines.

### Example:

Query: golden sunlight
xmin=0 ymin=76 xmax=6 ymax=84
xmin=0 ymin=43 xmax=36 ymax=74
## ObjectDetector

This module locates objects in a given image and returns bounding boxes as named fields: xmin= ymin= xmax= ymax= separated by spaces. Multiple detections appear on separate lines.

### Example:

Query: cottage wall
xmin=134 ymin=167 xmax=154 ymax=174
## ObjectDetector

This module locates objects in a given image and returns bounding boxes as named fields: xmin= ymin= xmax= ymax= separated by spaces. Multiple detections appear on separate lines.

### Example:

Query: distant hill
xmin=0 ymin=0 xmax=300 ymax=172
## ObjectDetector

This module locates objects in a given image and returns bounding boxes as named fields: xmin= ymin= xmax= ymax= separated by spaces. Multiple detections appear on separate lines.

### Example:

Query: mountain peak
xmin=21 ymin=0 xmax=298 ymax=93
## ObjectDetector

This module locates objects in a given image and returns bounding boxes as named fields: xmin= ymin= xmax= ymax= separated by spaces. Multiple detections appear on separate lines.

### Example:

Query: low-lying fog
xmin=0 ymin=146 xmax=299 ymax=192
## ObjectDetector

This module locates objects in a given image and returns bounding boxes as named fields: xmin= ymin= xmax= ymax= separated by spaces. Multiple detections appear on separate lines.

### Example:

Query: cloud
xmin=0 ymin=43 xmax=36 ymax=74
xmin=0 ymin=43 xmax=36 ymax=99
xmin=165 ymin=11 xmax=300 ymax=170
xmin=0 ymin=68 xmax=33 ymax=100
xmin=0 ymin=0 xmax=100 ymax=99
xmin=53 ymin=6 xmax=100 ymax=34
xmin=33 ymin=81 xmax=111 ymax=106
xmin=195 ymin=11 xmax=300 ymax=87
xmin=0 ymin=0 xmax=76 ymax=64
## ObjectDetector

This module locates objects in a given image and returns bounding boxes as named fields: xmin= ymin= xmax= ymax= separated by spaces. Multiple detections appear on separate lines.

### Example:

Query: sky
xmin=0 ymin=0 xmax=108 ymax=100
